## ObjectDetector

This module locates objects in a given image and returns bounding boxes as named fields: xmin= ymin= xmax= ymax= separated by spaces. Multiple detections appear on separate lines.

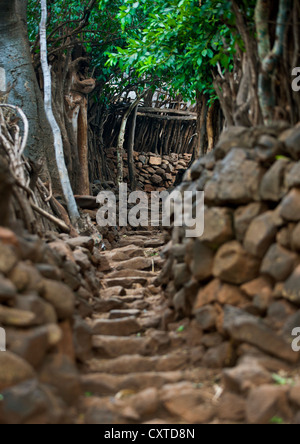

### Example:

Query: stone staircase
xmin=78 ymin=232 xmax=220 ymax=424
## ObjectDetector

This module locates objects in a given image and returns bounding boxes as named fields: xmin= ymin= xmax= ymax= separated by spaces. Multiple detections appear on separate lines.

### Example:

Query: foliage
xmin=26 ymin=1 xmax=261 ymax=107
xmin=105 ymin=0 xmax=244 ymax=102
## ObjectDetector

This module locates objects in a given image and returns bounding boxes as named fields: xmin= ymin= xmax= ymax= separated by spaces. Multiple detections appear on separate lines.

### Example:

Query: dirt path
xmin=77 ymin=231 xmax=220 ymax=424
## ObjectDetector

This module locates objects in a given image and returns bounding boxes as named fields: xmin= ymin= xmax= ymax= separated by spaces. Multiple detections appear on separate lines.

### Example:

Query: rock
xmin=139 ymin=155 xmax=147 ymax=165
xmin=194 ymin=305 xmax=217 ymax=330
xmin=280 ymin=188 xmax=300 ymax=222
xmin=282 ymin=265 xmax=300 ymax=305
xmin=173 ymin=264 xmax=190 ymax=289
xmin=293 ymin=412 xmax=300 ymax=424
xmin=286 ymin=162 xmax=300 ymax=188
xmin=128 ymin=388 xmax=159 ymax=418
xmin=244 ymin=212 xmax=277 ymax=258
xmin=161 ymin=382 xmax=216 ymax=423
xmin=260 ymin=159 xmax=289 ymax=201
xmin=194 ymin=279 xmax=220 ymax=309
xmin=94 ymin=298 xmax=126 ymax=313
xmin=0 ymin=243 xmax=18 ymax=274
xmin=277 ymin=225 xmax=294 ymax=249
xmin=201 ymin=207 xmax=234 ymax=245
xmin=149 ymin=157 xmax=162 ymax=166
xmin=217 ymin=284 xmax=247 ymax=306
xmin=213 ymin=241 xmax=260 ymax=285
xmin=201 ymin=332 xmax=223 ymax=348
xmin=222 ymin=360 xmax=272 ymax=394
xmin=100 ymin=286 xmax=126 ymax=299
xmin=92 ymin=335 xmax=152 ymax=358
xmin=66 ymin=236 xmax=94 ymax=252
xmin=218 ymin=393 xmax=246 ymax=422
xmin=202 ymin=342 xmax=233 ymax=368
xmin=73 ymin=318 xmax=92 ymax=363
xmin=246 ymin=385 xmax=289 ymax=424
xmin=7 ymin=326 xmax=55 ymax=368
xmin=0 ymin=306 xmax=36 ymax=327
xmin=291 ymin=223 xmax=300 ymax=251
xmin=116 ymin=257 xmax=152 ymax=271
xmin=282 ymin=311 xmax=300 ymax=337
xmin=62 ymin=265 xmax=81 ymax=291
xmin=40 ymin=279 xmax=75 ymax=320
xmin=36 ymin=264 xmax=62 ymax=281
xmin=151 ymin=174 xmax=163 ymax=185
xmin=0 ymin=379 xmax=65 ymax=424
xmin=0 ymin=228 xmax=19 ymax=247
xmin=73 ymin=249 xmax=91 ymax=270
xmin=14 ymin=293 xmax=57 ymax=325
xmin=267 ymin=301 xmax=296 ymax=330
xmin=214 ymin=126 xmax=252 ymax=159
xmin=39 ymin=354 xmax=81 ymax=404
xmin=241 ymin=277 xmax=273 ymax=298
xmin=109 ymin=309 xmax=140 ymax=319
xmin=189 ymin=241 xmax=214 ymax=282
xmin=190 ymin=159 xmax=204 ymax=180
xmin=92 ymin=317 xmax=141 ymax=336
xmin=289 ymin=385 xmax=300 ymax=408
xmin=0 ymin=352 xmax=35 ymax=391
xmin=253 ymin=292 xmax=273 ymax=313
xmin=8 ymin=262 xmax=43 ymax=292
xmin=0 ymin=274 xmax=17 ymax=302
xmin=234 ymin=203 xmax=267 ymax=242
xmin=255 ymin=134 xmax=283 ymax=162
xmin=105 ymin=277 xmax=148 ymax=288
xmin=260 ymin=244 xmax=297 ymax=281
xmin=223 ymin=305 xmax=298 ymax=363
xmin=88 ymin=352 xmax=187 ymax=374
xmin=81 ymin=371 xmax=184 ymax=396
xmin=48 ymin=240 xmax=75 ymax=263
xmin=205 ymin=149 xmax=265 ymax=204
xmin=280 ymin=125 xmax=300 ymax=159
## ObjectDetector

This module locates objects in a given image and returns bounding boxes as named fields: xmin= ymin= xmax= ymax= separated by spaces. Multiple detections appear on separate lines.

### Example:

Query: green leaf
xmin=177 ymin=325 xmax=185 ymax=333
xmin=270 ymin=416 xmax=284 ymax=425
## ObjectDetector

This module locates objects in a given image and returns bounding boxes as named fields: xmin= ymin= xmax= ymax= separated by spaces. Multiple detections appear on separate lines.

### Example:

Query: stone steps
xmin=81 ymin=232 xmax=213 ymax=425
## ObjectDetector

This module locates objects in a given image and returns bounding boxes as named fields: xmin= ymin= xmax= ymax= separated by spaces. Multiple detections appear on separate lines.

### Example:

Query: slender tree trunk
xmin=127 ymin=104 xmax=138 ymax=190
xmin=200 ymin=95 xmax=208 ymax=156
xmin=77 ymin=99 xmax=90 ymax=195
xmin=206 ymin=102 xmax=215 ymax=152
xmin=117 ymin=92 xmax=146 ymax=184
xmin=40 ymin=0 xmax=79 ymax=225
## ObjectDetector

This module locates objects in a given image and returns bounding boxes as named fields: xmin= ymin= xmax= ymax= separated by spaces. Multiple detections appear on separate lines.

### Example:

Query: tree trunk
xmin=117 ymin=93 xmax=145 ymax=184
xmin=199 ymin=95 xmax=208 ymax=156
xmin=40 ymin=0 xmax=80 ymax=225
xmin=127 ymin=104 xmax=138 ymax=190
xmin=206 ymin=102 xmax=215 ymax=152
xmin=0 ymin=0 xmax=59 ymax=183
xmin=255 ymin=0 xmax=292 ymax=125
xmin=77 ymin=98 xmax=90 ymax=195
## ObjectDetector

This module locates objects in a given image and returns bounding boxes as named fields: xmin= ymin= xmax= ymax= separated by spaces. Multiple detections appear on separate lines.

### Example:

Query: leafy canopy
xmin=105 ymin=0 xmax=240 ymax=102
xmin=27 ymin=0 xmax=256 ymax=104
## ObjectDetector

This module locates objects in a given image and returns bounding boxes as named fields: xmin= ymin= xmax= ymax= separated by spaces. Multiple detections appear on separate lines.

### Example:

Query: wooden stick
xmin=138 ymin=107 xmax=197 ymax=116
xmin=31 ymin=202 xmax=70 ymax=233
xmin=137 ymin=113 xmax=197 ymax=121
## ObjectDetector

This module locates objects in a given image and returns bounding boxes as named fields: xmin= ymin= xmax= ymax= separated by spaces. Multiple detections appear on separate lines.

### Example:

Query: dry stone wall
xmin=0 ymin=228 xmax=103 ymax=424
xmin=158 ymin=124 xmax=300 ymax=423
xmin=105 ymin=148 xmax=192 ymax=191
